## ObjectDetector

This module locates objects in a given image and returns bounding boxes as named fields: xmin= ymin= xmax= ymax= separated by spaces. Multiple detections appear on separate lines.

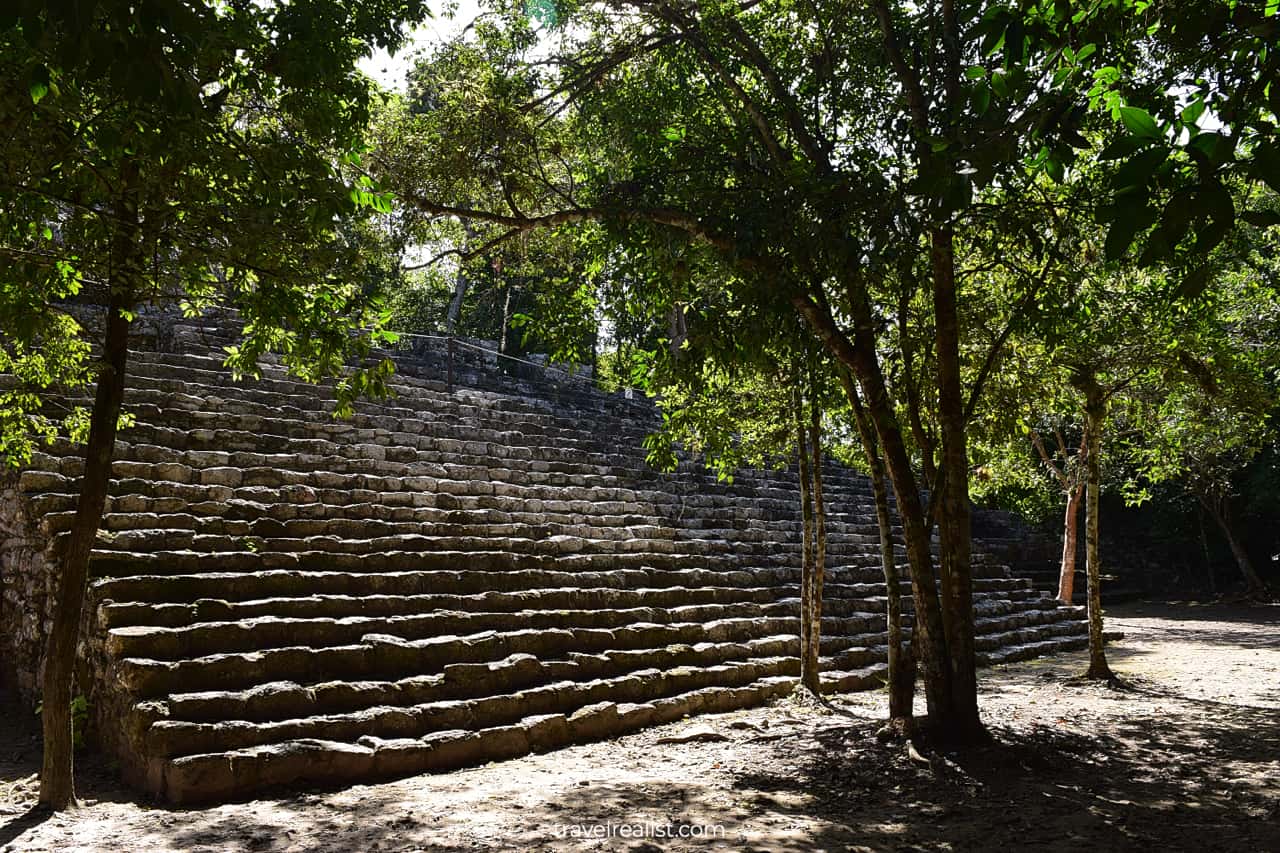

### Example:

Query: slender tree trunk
xmin=445 ymin=221 xmax=475 ymax=335
xmin=40 ymin=165 xmax=140 ymax=808
xmin=844 ymin=371 xmax=914 ymax=721
xmin=499 ymin=282 xmax=513 ymax=356
xmin=896 ymin=284 xmax=936 ymax=487
xmin=929 ymin=226 xmax=981 ymax=739
xmin=1202 ymin=496 xmax=1266 ymax=596
xmin=1081 ymin=391 xmax=1113 ymax=681
xmin=1058 ymin=482 xmax=1084 ymax=603
xmin=808 ymin=388 xmax=826 ymax=694
xmin=794 ymin=384 xmax=818 ymax=692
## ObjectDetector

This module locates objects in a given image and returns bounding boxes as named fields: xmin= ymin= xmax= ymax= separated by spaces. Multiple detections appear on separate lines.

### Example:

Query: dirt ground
xmin=2 ymin=600 xmax=1278 ymax=852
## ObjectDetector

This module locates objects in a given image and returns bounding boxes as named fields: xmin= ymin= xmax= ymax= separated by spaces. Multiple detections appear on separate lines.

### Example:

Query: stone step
xmin=86 ymin=547 xmax=751 ymax=578
xmin=26 ymin=470 xmax=889 ymax=536
xmin=151 ymin=676 xmax=798 ymax=804
xmin=30 ymin=484 xmax=890 ymax=537
xmin=100 ymin=585 xmax=793 ymax=628
xmin=155 ymin=646 xmax=888 ymax=731
xmin=114 ymin=603 xmax=1074 ymax=700
xmin=40 ymin=410 xmax=875 ymax=512
xmin=106 ymin=603 xmax=895 ymax=660
xmin=114 ymin=619 xmax=850 ymax=697
xmin=977 ymin=633 xmax=1090 ymax=666
xmin=77 ymin=525 xmax=895 ymax=560
xmin=99 ymin=578 xmax=1039 ymax=629
xmin=92 ymin=562 xmax=1028 ymax=607
xmin=69 ymin=523 xmax=880 ymax=562
xmin=141 ymin=653 xmax=803 ymax=759
xmin=115 ymin=341 xmax=880 ymax=507
xmin=123 ymin=350 xmax=664 ymax=437
xmin=85 ymin=547 xmax=1011 ymax=585
xmin=975 ymin=618 xmax=1087 ymax=654
xmin=43 ymin=503 xmax=893 ymax=541
xmin=140 ymin=647 xmax=894 ymax=763
xmin=155 ymin=655 xmax=788 ymax=726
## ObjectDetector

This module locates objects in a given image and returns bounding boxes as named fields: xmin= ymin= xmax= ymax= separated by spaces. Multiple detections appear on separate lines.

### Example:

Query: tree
xmin=377 ymin=0 xmax=1141 ymax=744
xmin=1 ymin=0 xmax=429 ymax=809
xmin=1127 ymin=262 xmax=1280 ymax=598
xmin=638 ymin=279 xmax=838 ymax=695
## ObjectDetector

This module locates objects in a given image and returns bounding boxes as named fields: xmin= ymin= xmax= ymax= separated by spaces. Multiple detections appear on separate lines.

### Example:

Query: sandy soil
xmin=2 ymin=600 xmax=1278 ymax=852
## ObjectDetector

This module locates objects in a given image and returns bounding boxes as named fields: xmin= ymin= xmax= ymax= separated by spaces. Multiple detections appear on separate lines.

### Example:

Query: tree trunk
xmin=445 ymin=221 xmax=475 ymax=335
xmin=844 ymin=370 xmax=913 ymax=721
xmin=896 ymin=284 xmax=936 ymax=487
xmin=1081 ymin=391 xmax=1113 ymax=681
xmin=793 ymin=289 xmax=953 ymax=727
xmin=808 ymin=388 xmax=826 ymax=695
xmin=864 ymin=0 xmax=982 ymax=743
xmin=1202 ymin=496 xmax=1267 ymax=596
xmin=39 ymin=167 xmax=140 ymax=807
xmin=1058 ymin=481 xmax=1084 ymax=603
xmin=929 ymin=225 xmax=982 ymax=740
xmin=794 ymin=384 xmax=818 ymax=692
xmin=499 ymin=281 xmax=513 ymax=357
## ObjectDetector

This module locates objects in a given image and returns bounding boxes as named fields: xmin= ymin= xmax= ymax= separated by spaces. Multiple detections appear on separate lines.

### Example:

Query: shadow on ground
xmin=3 ymin=601 xmax=1278 ymax=852
xmin=730 ymin=681 xmax=1280 ymax=852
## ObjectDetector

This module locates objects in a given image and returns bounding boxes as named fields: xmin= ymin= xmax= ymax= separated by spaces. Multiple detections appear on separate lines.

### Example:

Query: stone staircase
xmin=0 ymin=312 xmax=1088 ymax=804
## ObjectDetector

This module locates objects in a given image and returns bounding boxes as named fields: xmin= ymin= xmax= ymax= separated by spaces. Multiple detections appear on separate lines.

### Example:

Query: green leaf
xmin=981 ymin=29 xmax=1006 ymax=58
xmin=1118 ymin=106 xmax=1160 ymax=140
xmin=965 ymin=65 xmax=987 ymax=80
xmin=1104 ymin=215 xmax=1140 ymax=261
xmin=1193 ymin=180 xmax=1235 ymax=253
xmin=1112 ymin=146 xmax=1168 ymax=190
xmin=1098 ymin=135 xmax=1143 ymax=161
xmin=1162 ymin=191 xmax=1195 ymax=245
xmin=1187 ymin=132 xmax=1236 ymax=169
xmin=1180 ymin=98 xmax=1206 ymax=127
xmin=29 ymin=65 xmax=50 ymax=104
xmin=1255 ymin=142 xmax=1280 ymax=195
xmin=1062 ymin=129 xmax=1091 ymax=149
xmin=1137 ymin=227 xmax=1171 ymax=266
xmin=1004 ymin=18 xmax=1025 ymax=66
xmin=1174 ymin=265 xmax=1212 ymax=302
xmin=1103 ymin=197 xmax=1157 ymax=261
xmin=972 ymin=82 xmax=992 ymax=115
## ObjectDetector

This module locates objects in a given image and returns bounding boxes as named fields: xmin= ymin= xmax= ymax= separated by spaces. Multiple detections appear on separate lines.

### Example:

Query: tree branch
xmin=399 ymin=193 xmax=737 ymax=252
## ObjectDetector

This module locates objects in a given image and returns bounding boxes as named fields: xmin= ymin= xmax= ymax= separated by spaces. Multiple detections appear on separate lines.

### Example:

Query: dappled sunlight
xmin=4 ymin=602 xmax=1279 ymax=852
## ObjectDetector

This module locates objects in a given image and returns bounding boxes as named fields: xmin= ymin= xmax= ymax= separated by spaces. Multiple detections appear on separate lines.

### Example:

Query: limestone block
xmin=200 ymin=467 xmax=243 ymax=487
xmin=566 ymin=701 xmax=620 ymax=741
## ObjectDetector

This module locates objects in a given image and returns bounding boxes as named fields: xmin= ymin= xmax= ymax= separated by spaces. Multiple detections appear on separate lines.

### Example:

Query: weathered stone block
xmin=200 ymin=467 xmax=243 ymax=487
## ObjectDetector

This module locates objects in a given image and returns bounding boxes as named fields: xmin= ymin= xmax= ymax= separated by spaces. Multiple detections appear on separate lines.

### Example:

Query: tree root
xmin=874 ymin=716 xmax=915 ymax=743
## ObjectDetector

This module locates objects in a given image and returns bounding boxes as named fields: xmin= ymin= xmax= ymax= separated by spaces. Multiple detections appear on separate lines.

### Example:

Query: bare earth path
xmin=2 ymin=601 xmax=1277 ymax=852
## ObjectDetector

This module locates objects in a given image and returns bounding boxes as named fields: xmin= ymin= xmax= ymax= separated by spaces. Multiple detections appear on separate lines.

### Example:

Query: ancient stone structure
xmin=0 ymin=310 xmax=1087 ymax=803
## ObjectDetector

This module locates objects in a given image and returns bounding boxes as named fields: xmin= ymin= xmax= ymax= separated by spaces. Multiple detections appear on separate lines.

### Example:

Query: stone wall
xmin=0 ymin=471 xmax=55 ymax=700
